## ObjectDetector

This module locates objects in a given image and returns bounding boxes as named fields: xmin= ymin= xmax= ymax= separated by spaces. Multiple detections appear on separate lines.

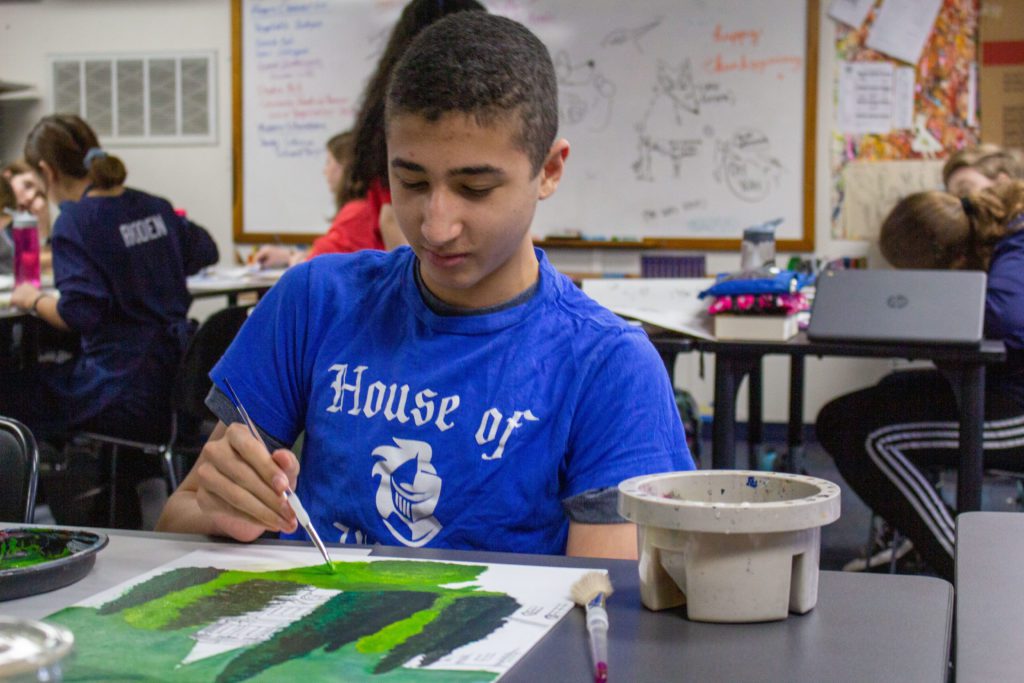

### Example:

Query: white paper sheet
xmin=892 ymin=67 xmax=916 ymax=130
xmin=838 ymin=61 xmax=895 ymax=134
xmin=828 ymin=0 xmax=875 ymax=28
xmin=186 ymin=266 xmax=287 ymax=290
xmin=65 ymin=546 xmax=599 ymax=680
xmin=865 ymin=0 xmax=943 ymax=65
xmin=583 ymin=277 xmax=716 ymax=339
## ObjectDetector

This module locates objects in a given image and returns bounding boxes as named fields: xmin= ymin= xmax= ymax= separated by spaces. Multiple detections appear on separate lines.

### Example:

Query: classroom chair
xmin=0 ymin=415 xmax=40 ymax=523
xmin=75 ymin=305 xmax=252 ymax=527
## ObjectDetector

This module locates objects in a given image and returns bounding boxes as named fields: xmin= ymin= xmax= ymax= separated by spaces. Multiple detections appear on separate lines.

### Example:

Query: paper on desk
xmin=865 ymin=0 xmax=943 ymax=65
xmin=582 ymin=277 xmax=715 ymax=339
xmin=51 ymin=545 xmax=595 ymax=681
xmin=187 ymin=266 xmax=287 ymax=289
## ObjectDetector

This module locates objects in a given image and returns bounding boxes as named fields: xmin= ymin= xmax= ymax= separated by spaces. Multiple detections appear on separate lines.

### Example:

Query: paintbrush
xmin=570 ymin=571 xmax=614 ymax=683
xmin=222 ymin=378 xmax=333 ymax=571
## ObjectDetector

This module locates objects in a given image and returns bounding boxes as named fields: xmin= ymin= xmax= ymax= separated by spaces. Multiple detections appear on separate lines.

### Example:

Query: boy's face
xmin=388 ymin=111 xmax=567 ymax=309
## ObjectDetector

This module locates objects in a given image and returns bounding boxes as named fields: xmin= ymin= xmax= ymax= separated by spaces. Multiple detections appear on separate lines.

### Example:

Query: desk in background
xmin=650 ymin=333 xmax=1007 ymax=512
xmin=3 ymin=528 xmax=953 ymax=682
xmin=955 ymin=511 xmax=1024 ymax=682
xmin=0 ymin=269 xmax=283 ymax=369
xmin=186 ymin=266 xmax=284 ymax=306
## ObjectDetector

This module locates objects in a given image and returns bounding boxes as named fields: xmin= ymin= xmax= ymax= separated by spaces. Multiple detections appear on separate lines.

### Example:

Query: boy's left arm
xmin=566 ymin=522 xmax=638 ymax=560
xmin=562 ymin=329 xmax=692 ymax=559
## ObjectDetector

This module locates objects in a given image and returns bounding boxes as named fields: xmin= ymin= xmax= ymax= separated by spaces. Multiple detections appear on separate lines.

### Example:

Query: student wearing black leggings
xmin=818 ymin=182 xmax=1024 ymax=581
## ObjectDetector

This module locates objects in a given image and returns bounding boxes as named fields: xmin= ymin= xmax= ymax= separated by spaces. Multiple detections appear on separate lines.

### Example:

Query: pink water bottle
xmin=12 ymin=210 xmax=41 ymax=288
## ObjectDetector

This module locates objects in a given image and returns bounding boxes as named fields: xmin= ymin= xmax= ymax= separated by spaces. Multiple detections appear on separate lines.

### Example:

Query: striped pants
xmin=816 ymin=369 xmax=1024 ymax=581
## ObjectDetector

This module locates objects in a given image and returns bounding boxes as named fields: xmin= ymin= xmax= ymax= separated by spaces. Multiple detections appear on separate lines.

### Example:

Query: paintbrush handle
xmin=586 ymin=604 xmax=609 ymax=682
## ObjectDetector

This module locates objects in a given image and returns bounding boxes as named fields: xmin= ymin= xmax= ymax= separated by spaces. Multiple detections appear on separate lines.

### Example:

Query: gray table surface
xmin=1 ymin=528 xmax=953 ymax=682
xmin=955 ymin=512 xmax=1024 ymax=683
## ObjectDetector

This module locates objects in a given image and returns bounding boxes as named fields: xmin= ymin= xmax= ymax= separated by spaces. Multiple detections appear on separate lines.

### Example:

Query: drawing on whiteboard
xmin=713 ymin=128 xmax=783 ymax=202
xmin=632 ymin=59 xmax=702 ymax=181
xmin=554 ymin=51 xmax=616 ymax=132
xmin=601 ymin=16 xmax=663 ymax=53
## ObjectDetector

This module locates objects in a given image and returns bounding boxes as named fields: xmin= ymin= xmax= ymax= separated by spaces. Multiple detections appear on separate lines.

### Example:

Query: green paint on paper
xmin=98 ymin=567 xmax=224 ymax=615
xmin=166 ymin=579 xmax=303 ymax=630
xmin=374 ymin=594 xmax=520 ymax=674
xmin=46 ymin=559 xmax=520 ymax=682
xmin=217 ymin=590 xmax=437 ymax=683
xmin=357 ymin=593 xmax=456 ymax=654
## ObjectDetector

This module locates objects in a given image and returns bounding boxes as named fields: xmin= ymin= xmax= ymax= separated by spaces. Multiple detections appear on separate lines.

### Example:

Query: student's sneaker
xmin=842 ymin=538 xmax=914 ymax=572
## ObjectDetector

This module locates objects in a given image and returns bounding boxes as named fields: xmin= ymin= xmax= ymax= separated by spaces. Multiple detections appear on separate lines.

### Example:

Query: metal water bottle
xmin=11 ymin=211 xmax=40 ymax=287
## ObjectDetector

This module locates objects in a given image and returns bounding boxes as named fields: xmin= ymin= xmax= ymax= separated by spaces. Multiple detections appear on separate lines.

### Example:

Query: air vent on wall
xmin=50 ymin=52 xmax=216 ymax=145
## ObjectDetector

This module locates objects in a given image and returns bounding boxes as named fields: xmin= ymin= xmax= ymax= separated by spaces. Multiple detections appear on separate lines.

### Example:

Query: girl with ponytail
xmin=817 ymin=181 xmax=1024 ymax=581
xmin=5 ymin=114 xmax=219 ymax=527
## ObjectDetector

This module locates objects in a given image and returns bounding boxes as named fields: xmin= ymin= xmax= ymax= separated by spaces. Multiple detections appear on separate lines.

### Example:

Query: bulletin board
xmin=831 ymin=0 xmax=980 ymax=239
xmin=232 ymin=0 xmax=819 ymax=251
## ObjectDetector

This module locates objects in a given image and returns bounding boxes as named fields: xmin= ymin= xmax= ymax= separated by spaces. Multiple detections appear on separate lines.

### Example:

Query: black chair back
xmin=0 ymin=415 xmax=39 ymax=523
xmin=172 ymin=305 xmax=252 ymax=447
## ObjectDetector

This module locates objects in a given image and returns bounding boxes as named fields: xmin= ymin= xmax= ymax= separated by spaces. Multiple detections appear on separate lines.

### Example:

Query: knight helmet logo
xmin=371 ymin=438 xmax=443 ymax=547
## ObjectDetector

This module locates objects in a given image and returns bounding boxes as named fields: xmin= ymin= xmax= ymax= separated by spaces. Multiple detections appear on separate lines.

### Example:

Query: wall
xmin=0 ymin=0 xmax=234 ymax=267
xmin=0 ymin=0 xmax=899 ymax=423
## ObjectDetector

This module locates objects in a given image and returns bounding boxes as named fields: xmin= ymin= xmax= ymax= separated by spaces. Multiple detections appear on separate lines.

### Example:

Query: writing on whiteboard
xmin=249 ymin=1 xmax=353 ymax=160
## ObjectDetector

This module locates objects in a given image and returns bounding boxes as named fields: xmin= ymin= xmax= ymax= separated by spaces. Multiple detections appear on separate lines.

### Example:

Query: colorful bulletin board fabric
xmin=831 ymin=0 xmax=980 ymax=238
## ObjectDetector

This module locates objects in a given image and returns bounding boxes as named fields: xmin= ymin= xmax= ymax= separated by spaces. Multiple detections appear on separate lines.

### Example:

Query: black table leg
xmin=747 ymin=358 xmax=763 ymax=469
xmin=786 ymin=355 xmax=806 ymax=473
xmin=712 ymin=354 xmax=741 ymax=469
xmin=957 ymin=364 xmax=985 ymax=512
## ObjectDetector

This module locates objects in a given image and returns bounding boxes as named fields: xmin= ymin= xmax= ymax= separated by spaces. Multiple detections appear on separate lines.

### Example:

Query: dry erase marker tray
xmin=0 ymin=527 xmax=108 ymax=601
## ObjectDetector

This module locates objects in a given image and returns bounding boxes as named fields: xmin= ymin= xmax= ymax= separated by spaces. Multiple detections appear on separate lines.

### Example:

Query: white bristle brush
xmin=570 ymin=571 xmax=614 ymax=683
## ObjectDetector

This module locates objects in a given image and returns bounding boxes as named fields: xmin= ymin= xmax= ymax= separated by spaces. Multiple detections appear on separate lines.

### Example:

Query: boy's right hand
xmin=193 ymin=423 xmax=301 ymax=541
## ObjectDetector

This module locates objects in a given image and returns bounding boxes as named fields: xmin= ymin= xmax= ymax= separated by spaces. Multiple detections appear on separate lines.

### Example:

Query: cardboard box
xmin=980 ymin=0 xmax=1024 ymax=146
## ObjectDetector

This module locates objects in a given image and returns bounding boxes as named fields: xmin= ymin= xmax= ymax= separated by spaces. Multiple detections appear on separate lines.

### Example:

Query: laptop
xmin=807 ymin=269 xmax=987 ymax=346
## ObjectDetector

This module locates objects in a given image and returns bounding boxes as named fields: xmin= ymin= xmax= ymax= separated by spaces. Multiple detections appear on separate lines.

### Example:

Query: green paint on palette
xmin=0 ymin=531 xmax=72 ymax=570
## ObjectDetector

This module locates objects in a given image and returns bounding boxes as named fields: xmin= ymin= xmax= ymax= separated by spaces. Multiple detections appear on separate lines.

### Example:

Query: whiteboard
xmin=233 ymin=0 xmax=817 ymax=250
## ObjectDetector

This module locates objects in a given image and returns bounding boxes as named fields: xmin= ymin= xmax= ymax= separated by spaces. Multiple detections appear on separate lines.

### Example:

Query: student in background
xmin=0 ymin=175 xmax=15 ymax=274
xmin=2 ymin=160 xmax=50 ymax=237
xmin=158 ymin=12 xmax=693 ymax=558
xmin=943 ymin=144 xmax=1024 ymax=197
xmin=3 ymin=114 xmax=219 ymax=527
xmin=254 ymin=0 xmax=485 ymax=268
xmin=817 ymin=183 xmax=1024 ymax=580
xmin=3 ymin=160 xmax=53 ymax=272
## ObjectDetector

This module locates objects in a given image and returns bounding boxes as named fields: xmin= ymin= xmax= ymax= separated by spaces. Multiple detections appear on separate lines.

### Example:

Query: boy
xmin=158 ymin=12 xmax=692 ymax=558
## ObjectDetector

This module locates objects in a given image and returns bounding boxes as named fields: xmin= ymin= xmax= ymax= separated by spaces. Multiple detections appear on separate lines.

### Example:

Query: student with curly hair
xmin=817 ymin=181 xmax=1024 ymax=580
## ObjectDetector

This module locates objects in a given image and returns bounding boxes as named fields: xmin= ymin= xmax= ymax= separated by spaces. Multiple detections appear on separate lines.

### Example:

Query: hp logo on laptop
xmin=887 ymin=294 xmax=909 ymax=309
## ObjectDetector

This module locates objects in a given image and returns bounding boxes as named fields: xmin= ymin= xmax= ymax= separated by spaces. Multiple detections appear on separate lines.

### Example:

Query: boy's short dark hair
xmin=385 ymin=12 xmax=558 ymax=176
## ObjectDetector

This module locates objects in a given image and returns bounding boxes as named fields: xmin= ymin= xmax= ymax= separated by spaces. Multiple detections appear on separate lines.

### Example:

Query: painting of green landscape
xmin=43 ymin=550 xmax=570 ymax=682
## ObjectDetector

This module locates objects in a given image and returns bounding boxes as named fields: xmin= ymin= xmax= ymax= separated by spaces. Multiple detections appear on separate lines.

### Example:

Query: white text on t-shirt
xmin=119 ymin=214 xmax=168 ymax=248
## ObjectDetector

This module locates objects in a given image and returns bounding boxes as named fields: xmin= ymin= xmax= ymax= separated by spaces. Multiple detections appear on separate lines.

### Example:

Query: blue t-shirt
xmin=211 ymin=247 xmax=692 ymax=554
xmin=51 ymin=188 xmax=218 ymax=428
xmin=984 ymin=227 xmax=1024 ymax=406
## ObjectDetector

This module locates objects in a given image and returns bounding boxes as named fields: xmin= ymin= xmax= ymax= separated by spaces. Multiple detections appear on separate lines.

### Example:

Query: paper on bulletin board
xmin=829 ymin=0 xmax=875 ymax=29
xmin=865 ymin=0 xmax=944 ymax=65
xmin=830 ymin=1 xmax=978 ymax=239
xmin=582 ymin=277 xmax=716 ymax=339
xmin=838 ymin=159 xmax=944 ymax=240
